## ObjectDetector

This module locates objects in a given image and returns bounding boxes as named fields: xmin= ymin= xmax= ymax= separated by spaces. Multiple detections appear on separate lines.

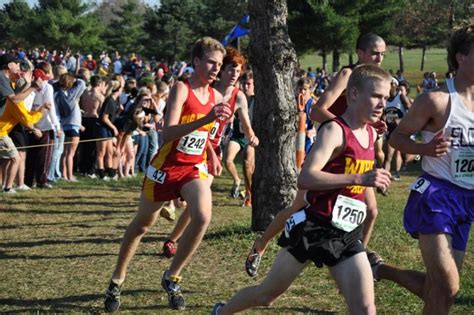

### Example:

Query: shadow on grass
xmin=0 ymin=208 xmax=135 ymax=216
xmin=0 ymin=234 xmax=167 ymax=250
xmin=456 ymin=295 xmax=474 ymax=306
xmin=204 ymin=224 xmax=253 ymax=241
xmin=0 ymin=288 xmax=169 ymax=313
xmin=264 ymin=306 xmax=337 ymax=314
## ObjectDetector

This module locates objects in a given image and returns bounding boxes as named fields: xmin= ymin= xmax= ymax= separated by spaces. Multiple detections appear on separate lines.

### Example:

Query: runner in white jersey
xmin=370 ymin=25 xmax=474 ymax=315
xmin=383 ymin=77 xmax=410 ymax=182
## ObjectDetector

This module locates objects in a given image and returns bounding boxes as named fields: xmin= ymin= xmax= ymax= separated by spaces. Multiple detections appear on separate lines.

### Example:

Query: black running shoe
xmin=161 ymin=271 xmax=185 ymax=310
xmin=104 ymin=280 xmax=121 ymax=313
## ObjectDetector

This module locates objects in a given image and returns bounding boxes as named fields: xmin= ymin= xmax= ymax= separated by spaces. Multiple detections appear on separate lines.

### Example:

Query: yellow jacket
xmin=0 ymin=100 xmax=43 ymax=137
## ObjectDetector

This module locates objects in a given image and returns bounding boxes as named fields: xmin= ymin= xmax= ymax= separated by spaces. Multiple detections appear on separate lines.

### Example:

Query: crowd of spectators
xmin=0 ymin=47 xmax=194 ymax=193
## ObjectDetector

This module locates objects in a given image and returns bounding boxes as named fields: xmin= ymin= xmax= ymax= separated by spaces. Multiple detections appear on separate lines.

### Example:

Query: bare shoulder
xmin=318 ymin=120 xmax=344 ymax=139
xmin=413 ymin=86 xmax=449 ymax=113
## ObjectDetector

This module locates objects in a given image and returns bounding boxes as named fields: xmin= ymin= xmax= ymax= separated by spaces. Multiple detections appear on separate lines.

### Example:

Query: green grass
xmin=299 ymin=47 xmax=448 ymax=91
xmin=0 ymin=165 xmax=473 ymax=313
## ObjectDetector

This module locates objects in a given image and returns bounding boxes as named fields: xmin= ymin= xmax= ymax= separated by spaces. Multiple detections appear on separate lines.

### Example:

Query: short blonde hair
xmin=347 ymin=64 xmax=391 ymax=94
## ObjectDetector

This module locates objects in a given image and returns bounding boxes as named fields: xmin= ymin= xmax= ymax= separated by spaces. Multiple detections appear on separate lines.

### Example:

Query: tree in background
xmin=288 ymin=0 xmax=360 ymax=72
xmin=249 ymin=0 xmax=298 ymax=231
xmin=28 ymin=0 xmax=105 ymax=53
xmin=0 ymin=0 xmax=32 ymax=49
xmin=102 ymin=0 xmax=148 ymax=56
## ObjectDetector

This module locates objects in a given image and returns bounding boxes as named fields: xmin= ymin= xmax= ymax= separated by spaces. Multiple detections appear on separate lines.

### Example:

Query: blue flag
xmin=222 ymin=15 xmax=250 ymax=46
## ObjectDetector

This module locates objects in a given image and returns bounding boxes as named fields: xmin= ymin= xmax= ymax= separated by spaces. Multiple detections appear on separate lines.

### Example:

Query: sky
xmin=0 ymin=0 xmax=160 ymax=7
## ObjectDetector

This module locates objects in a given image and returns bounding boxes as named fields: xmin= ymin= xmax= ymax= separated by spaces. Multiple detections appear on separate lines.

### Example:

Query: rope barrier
xmin=0 ymin=136 xmax=114 ymax=152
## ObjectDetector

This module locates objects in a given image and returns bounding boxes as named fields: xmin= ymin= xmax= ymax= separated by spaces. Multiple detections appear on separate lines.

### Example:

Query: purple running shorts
xmin=403 ymin=173 xmax=474 ymax=251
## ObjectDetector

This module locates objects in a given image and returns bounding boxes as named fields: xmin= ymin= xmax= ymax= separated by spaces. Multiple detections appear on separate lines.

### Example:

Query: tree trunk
xmin=420 ymin=45 xmax=426 ymax=71
xmin=398 ymin=45 xmax=404 ymax=73
xmin=321 ymin=50 xmax=327 ymax=71
xmin=332 ymin=49 xmax=340 ymax=72
xmin=249 ymin=0 xmax=298 ymax=231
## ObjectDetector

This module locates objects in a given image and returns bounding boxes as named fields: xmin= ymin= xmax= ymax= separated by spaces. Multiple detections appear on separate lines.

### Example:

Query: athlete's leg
xmin=419 ymin=233 xmax=463 ymax=314
xmin=383 ymin=142 xmax=395 ymax=173
xmin=362 ymin=188 xmax=378 ymax=247
xmin=219 ymin=249 xmax=308 ymax=314
xmin=374 ymin=136 xmax=384 ymax=168
xmin=111 ymin=194 xmax=165 ymax=282
xmin=168 ymin=179 xmax=213 ymax=276
xmin=224 ymin=140 xmax=242 ymax=189
xmin=377 ymin=233 xmax=464 ymax=304
xmin=330 ymin=252 xmax=376 ymax=315
xmin=243 ymin=145 xmax=255 ymax=197
xmin=166 ymin=174 xmax=214 ymax=244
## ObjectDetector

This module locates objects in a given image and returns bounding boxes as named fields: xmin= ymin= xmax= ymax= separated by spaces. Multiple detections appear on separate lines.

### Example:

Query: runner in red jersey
xmin=160 ymin=46 xmax=259 ymax=259
xmin=104 ymin=37 xmax=232 ymax=312
xmin=212 ymin=64 xmax=391 ymax=315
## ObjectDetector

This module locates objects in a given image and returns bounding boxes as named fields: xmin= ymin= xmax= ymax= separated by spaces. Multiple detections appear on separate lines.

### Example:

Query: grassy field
xmin=0 ymin=165 xmax=473 ymax=314
xmin=299 ymin=47 xmax=448 ymax=91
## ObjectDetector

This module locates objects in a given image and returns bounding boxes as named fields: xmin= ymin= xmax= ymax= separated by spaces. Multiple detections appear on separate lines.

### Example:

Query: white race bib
xmin=176 ymin=130 xmax=207 ymax=155
xmin=209 ymin=122 xmax=219 ymax=140
xmin=284 ymin=210 xmax=306 ymax=238
xmin=452 ymin=149 xmax=474 ymax=184
xmin=409 ymin=177 xmax=431 ymax=194
xmin=146 ymin=166 xmax=167 ymax=184
xmin=331 ymin=195 xmax=367 ymax=232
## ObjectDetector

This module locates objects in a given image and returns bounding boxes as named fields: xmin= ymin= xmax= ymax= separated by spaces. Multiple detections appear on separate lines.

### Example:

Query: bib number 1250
xmin=331 ymin=195 xmax=367 ymax=232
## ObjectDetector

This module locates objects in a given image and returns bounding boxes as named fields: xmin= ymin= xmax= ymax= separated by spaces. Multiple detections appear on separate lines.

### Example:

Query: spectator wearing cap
xmin=0 ymin=53 xmax=40 ymax=112
xmin=25 ymin=63 xmax=60 ymax=189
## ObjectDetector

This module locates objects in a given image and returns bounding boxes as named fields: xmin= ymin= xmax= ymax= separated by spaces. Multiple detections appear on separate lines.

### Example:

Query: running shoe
xmin=243 ymin=195 xmax=252 ymax=207
xmin=160 ymin=206 xmax=176 ymax=221
xmin=245 ymin=247 xmax=261 ymax=277
xmin=211 ymin=302 xmax=226 ymax=315
xmin=376 ymin=187 xmax=388 ymax=196
xmin=230 ymin=182 xmax=240 ymax=199
xmin=393 ymin=172 xmax=401 ymax=181
xmin=104 ymin=280 xmax=122 ymax=313
xmin=161 ymin=240 xmax=176 ymax=258
xmin=161 ymin=271 xmax=185 ymax=310
xmin=16 ymin=184 xmax=31 ymax=191
xmin=367 ymin=250 xmax=384 ymax=282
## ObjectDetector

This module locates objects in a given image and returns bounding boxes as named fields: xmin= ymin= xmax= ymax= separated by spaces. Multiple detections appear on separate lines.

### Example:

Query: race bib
xmin=176 ymin=130 xmax=207 ymax=155
xmin=409 ymin=177 xmax=431 ymax=194
xmin=284 ymin=209 xmax=306 ymax=238
xmin=452 ymin=149 xmax=474 ymax=184
xmin=146 ymin=166 xmax=167 ymax=184
xmin=209 ymin=122 xmax=219 ymax=140
xmin=331 ymin=195 xmax=367 ymax=232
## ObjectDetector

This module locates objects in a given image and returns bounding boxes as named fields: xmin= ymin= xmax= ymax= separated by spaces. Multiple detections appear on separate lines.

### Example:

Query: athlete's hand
xmin=359 ymin=168 xmax=391 ymax=190
xmin=423 ymin=131 xmax=450 ymax=157
xmin=211 ymin=102 xmax=232 ymax=121
xmin=371 ymin=120 xmax=387 ymax=135
xmin=248 ymin=134 xmax=259 ymax=147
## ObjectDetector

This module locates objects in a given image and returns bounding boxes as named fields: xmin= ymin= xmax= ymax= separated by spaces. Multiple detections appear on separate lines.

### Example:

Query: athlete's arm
xmin=162 ymin=82 xmax=231 ymax=143
xmin=390 ymin=91 xmax=450 ymax=157
xmin=234 ymin=91 xmax=259 ymax=147
xmin=310 ymin=68 xmax=351 ymax=123
xmin=253 ymin=190 xmax=308 ymax=254
xmin=206 ymin=141 xmax=222 ymax=176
